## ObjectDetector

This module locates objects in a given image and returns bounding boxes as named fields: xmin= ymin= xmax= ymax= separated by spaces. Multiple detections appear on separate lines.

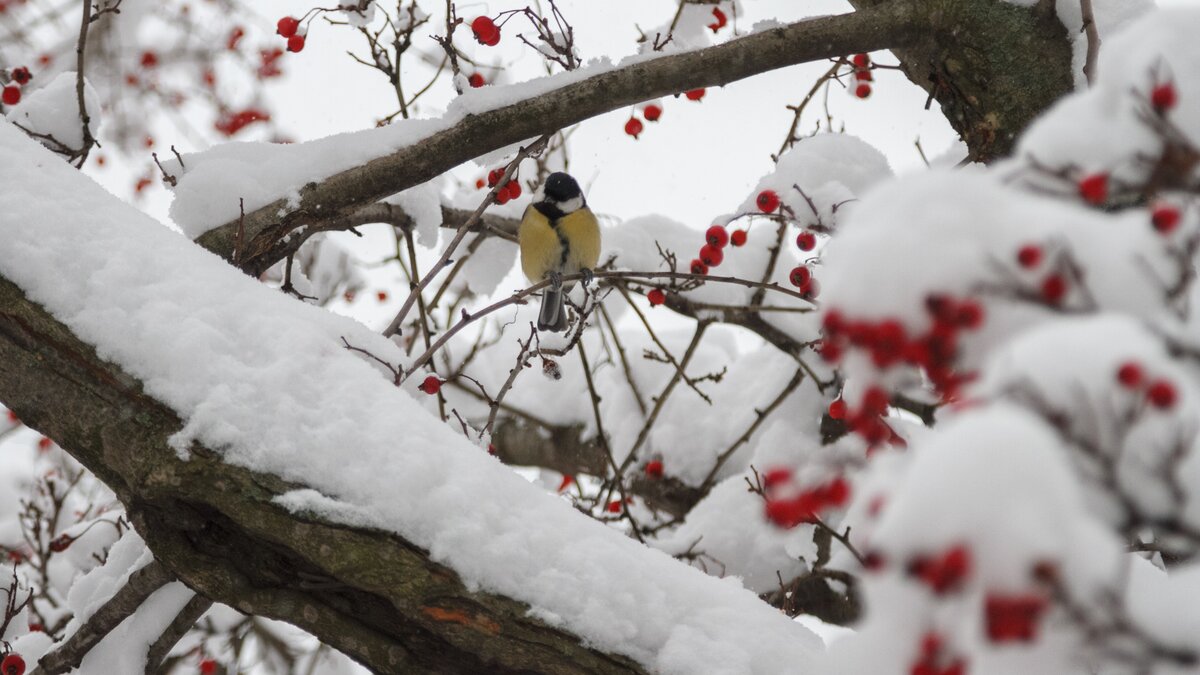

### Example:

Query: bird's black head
xmin=542 ymin=172 xmax=582 ymax=203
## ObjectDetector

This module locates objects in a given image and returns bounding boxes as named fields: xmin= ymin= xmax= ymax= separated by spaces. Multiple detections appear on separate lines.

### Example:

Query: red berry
xmin=690 ymin=259 xmax=708 ymax=275
xmin=494 ymin=188 xmax=510 ymax=205
xmin=855 ymin=69 xmax=874 ymax=82
xmin=756 ymin=190 xmax=780 ymax=213
xmin=2 ymin=85 xmax=20 ymax=106
xmin=606 ymin=499 xmax=622 ymax=514
xmin=852 ymin=53 xmax=870 ymax=68
xmin=1016 ymin=244 xmax=1042 ymax=269
xmin=2 ymin=653 xmax=26 ymax=675
xmin=824 ymin=476 xmax=850 ymax=506
xmin=1116 ymin=361 xmax=1143 ymax=389
xmin=286 ymin=34 xmax=306 ymax=53
xmin=643 ymin=104 xmax=662 ymax=121
xmin=1151 ymin=82 xmax=1177 ymax=112
xmin=985 ymin=593 xmax=1047 ymax=643
xmin=37 ymin=437 xmax=51 ymax=451
xmin=699 ymin=244 xmax=723 ymax=267
xmin=789 ymin=266 xmax=810 ymax=288
xmin=647 ymin=288 xmax=665 ymax=306
xmin=475 ymin=178 xmax=485 ymax=190
xmin=418 ymin=375 xmax=442 ymax=395
xmin=685 ymin=88 xmax=706 ymax=101
xmin=487 ymin=168 xmax=503 ymax=187
xmin=506 ymin=180 xmax=522 ymax=200
xmin=861 ymin=387 xmax=889 ymax=417
xmin=468 ymin=73 xmax=485 ymax=88
xmin=956 ymin=301 xmax=984 ymax=329
xmin=796 ymin=231 xmax=817 ymax=251
xmin=376 ymin=290 xmax=388 ymax=302
xmin=276 ymin=16 xmax=300 ymax=38
xmin=140 ymin=51 xmax=158 ymax=68
xmin=1147 ymin=380 xmax=1177 ymax=409
xmin=828 ymin=398 xmax=847 ymax=420
xmin=557 ymin=474 xmax=574 ymax=492
xmin=645 ymin=460 xmax=664 ymax=479
xmin=854 ymin=83 xmax=872 ymax=99
xmin=729 ymin=229 xmax=747 ymax=246
xmin=1078 ymin=173 xmax=1108 ymax=205
xmin=1041 ymin=274 xmax=1067 ymax=304
xmin=1151 ymin=203 xmax=1181 ymax=234
xmin=762 ymin=467 xmax=792 ymax=490
xmin=707 ymin=7 xmax=728 ymax=32
xmin=706 ymin=225 xmax=729 ymax=248
xmin=624 ymin=117 xmax=644 ymax=139
xmin=471 ymin=16 xmax=500 ymax=45
xmin=10 ymin=66 xmax=31 ymax=85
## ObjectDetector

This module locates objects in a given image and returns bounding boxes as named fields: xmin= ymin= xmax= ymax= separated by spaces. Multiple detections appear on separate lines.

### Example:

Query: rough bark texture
xmin=848 ymin=0 xmax=1073 ymax=162
xmin=0 ymin=277 xmax=645 ymax=675
xmin=195 ymin=2 xmax=928 ymax=274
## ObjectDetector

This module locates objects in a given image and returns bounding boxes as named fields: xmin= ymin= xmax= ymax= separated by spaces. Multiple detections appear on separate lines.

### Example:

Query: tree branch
xmin=0 ymin=276 xmax=645 ymax=675
xmin=35 ymin=561 xmax=174 ymax=675
xmin=194 ymin=2 xmax=928 ymax=272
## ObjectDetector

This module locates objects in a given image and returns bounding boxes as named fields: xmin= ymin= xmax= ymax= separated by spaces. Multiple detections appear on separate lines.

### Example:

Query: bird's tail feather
xmin=538 ymin=286 xmax=567 ymax=332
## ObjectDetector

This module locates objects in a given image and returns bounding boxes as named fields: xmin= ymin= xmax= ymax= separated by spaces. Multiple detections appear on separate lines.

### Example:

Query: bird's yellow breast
xmin=518 ymin=206 xmax=601 ymax=283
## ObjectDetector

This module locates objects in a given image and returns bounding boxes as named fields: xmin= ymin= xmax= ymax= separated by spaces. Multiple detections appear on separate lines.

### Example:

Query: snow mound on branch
xmin=0 ymin=120 xmax=819 ymax=674
xmin=5 ymin=71 xmax=100 ymax=152
xmin=826 ymin=405 xmax=1123 ymax=675
xmin=819 ymin=170 xmax=1168 ymax=374
xmin=162 ymin=119 xmax=439 ymax=239
xmin=747 ymin=133 xmax=892 ymax=227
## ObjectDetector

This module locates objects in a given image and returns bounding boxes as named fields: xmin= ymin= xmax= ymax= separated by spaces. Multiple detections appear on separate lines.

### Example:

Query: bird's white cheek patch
xmin=557 ymin=196 xmax=583 ymax=214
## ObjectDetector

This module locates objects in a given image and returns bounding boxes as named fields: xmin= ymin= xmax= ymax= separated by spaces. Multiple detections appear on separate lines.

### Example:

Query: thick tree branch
xmin=0 ymin=276 xmax=645 ymax=675
xmin=195 ymin=2 xmax=928 ymax=272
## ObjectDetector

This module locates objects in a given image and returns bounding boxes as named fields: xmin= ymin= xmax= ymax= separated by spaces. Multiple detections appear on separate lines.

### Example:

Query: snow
xmin=0 ymin=119 xmax=819 ymax=673
xmin=5 ymin=71 xmax=100 ymax=152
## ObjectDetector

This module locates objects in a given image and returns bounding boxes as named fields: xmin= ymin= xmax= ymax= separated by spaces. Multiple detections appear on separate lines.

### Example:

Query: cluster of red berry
xmin=276 ymin=16 xmax=306 ymax=53
xmin=1115 ymin=360 xmax=1178 ymax=410
xmin=828 ymin=385 xmax=904 ymax=450
xmin=475 ymin=168 xmax=523 ymax=204
xmin=851 ymin=53 xmax=872 ymax=99
xmin=623 ymin=103 xmax=663 ymax=139
xmin=823 ymin=295 xmax=984 ymax=402
xmin=471 ymin=16 xmax=501 ymax=46
xmin=213 ymin=108 xmax=270 ymax=137
xmin=761 ymin=469 xmax=850 ymax=528
xmin=2 ymin=65 xmax=31 ymax=106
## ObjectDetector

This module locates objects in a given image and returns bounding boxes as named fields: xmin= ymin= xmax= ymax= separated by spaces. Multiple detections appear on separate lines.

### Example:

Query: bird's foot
xmin=580 ymin=268 xmax=594 ymax=287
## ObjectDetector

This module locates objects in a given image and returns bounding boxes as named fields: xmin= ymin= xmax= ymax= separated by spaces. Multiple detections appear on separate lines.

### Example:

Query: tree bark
xmin=848 ymin=0 xmax=1073 ymax=162
xmin=0 ymin=277 xmax=645 ymax=675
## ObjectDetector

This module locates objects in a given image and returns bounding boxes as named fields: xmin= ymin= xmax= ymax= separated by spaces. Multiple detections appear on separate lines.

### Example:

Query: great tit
xmin=519 ymin=172 xmax=601 ymax=332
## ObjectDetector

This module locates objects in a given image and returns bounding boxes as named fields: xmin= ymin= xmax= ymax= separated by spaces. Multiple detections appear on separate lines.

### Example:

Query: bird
xmin=518 ymin=172 xmax=601 ymax=332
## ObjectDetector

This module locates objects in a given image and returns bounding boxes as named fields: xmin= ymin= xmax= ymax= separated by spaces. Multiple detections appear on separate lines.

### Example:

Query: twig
xmin=1079 ymin=0 xmax=1100 ymax=86
xmin=578 ymin=340 xmax=645 ymax=543
xmin=697 ymin=367 xmax=805 ymax=493
xmin=384 ymin=134 xmax=551 ymax=338
xmin=142 ymin=594 xmax=213 ymax=674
